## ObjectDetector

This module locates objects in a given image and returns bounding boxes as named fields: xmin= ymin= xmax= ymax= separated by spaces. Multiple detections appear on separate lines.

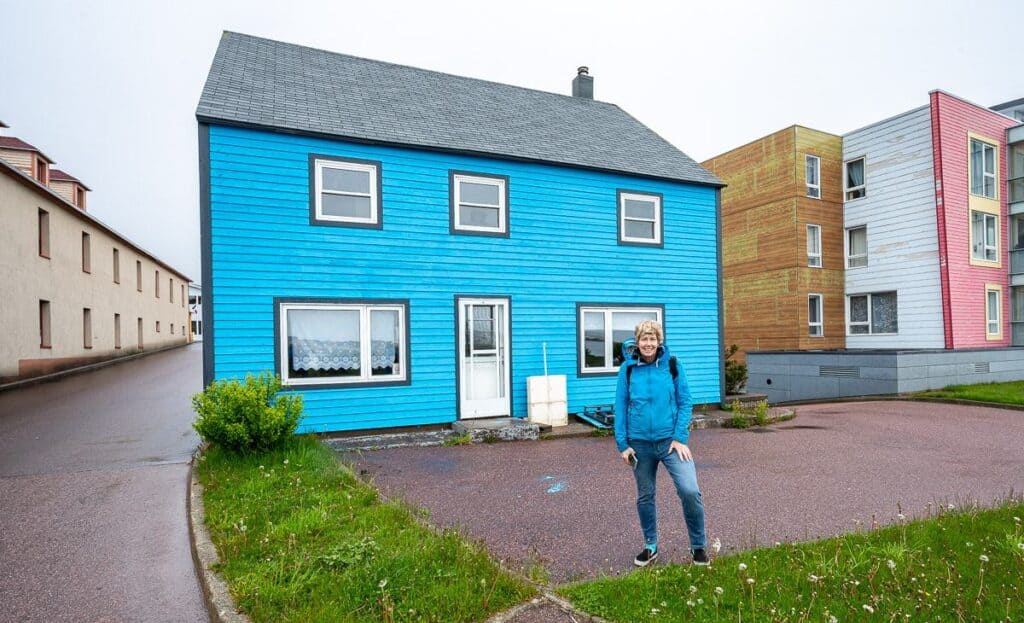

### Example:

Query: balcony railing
xmin=1013 ymin=248 xmax=1024 ymax=275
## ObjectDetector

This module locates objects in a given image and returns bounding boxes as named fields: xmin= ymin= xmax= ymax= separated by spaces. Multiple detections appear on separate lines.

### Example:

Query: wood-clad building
xmin=703 ymin=126 xmax=845 ymax=362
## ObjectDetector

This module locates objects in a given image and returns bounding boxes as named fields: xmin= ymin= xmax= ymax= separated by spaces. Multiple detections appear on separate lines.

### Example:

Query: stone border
xmin=188 ymin=453 xmax=251 ymax=623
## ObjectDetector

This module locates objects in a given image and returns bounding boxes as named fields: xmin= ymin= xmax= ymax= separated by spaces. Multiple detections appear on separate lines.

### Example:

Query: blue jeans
xmin=631 ymin=438 xmax=706 ymax=551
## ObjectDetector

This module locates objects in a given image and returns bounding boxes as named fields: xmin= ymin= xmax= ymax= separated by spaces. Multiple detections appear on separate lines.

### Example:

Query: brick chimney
xmin=572 ymin=66 xmax=593 ymax=99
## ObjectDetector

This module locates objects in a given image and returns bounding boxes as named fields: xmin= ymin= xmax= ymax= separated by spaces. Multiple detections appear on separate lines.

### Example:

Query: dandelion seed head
xmin=862 ymin=604 xmax=874 ymax=613
xmin=887 ymin=559 xmax=896 ymax=570
xmin=686 ymin=600 xmax=695 ymax=607
xmin=896 ymin=513 xmax=906 ymax=521
xmin=979 ymin=554 xmax=989 ymax=562
xmin=746 ymin=577 xmax=755 ymax=585
xmin=697 ymin=598 xmax=704 ymax=605
xmin=660 ymin=601 xmax=667 ymax=607
xmin=650 ymin=608 xmax=660 ymax=614
xmin=738 ymin=563 xmax=748 ymax=571
xmin=712 ymin=537 xmax=722 ymax=554
xmin=1017 ymin=542 xmax=1024 ymax=550
xmin=808 ymin=574 xmax=820 ymax=583
xmin=715 ymin=586 xmax=724 ymax=595
xmin=948 ymin=504 xmax=956 ymax=510
xmin=689 ymin=585 xmax=697 ymax=594
xmin=829 ymin=616 xmax=838 ymax=623
xmin=379 ymin=579 xmax=388 ymax=589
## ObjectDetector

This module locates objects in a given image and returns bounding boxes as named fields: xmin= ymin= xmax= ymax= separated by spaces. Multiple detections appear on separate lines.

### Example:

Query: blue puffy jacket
xmin=614 ymin=341 xmax=693 ymax=452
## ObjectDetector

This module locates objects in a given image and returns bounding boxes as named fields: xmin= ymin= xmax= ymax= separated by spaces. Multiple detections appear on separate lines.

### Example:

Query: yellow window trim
xmin=985 ymin=283 xmax=1003 ymax=340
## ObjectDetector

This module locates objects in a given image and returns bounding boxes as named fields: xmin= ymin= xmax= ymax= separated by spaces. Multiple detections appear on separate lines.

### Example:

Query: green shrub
xmin=191 ymin=372 xmax=303 ymax=453
xmin=752 ymin=399 xmax=770 ymax=426
xmin=724 ymin=344 xmax=748 ymax=395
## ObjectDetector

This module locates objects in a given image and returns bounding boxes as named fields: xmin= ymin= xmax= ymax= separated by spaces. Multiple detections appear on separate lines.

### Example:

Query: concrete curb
xmin=0 ymin=341 xmax=192 ymax=393
xmin=187 ymin=453 xmax=251 ymax=623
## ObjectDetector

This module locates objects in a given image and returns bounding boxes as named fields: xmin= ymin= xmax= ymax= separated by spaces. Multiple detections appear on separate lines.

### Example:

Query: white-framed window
xmin=806 ymin=224 xmax=822 ymax=267
xmin=617 ymin=191 xmax=662 ymax=246
xmin=846 ymin=226 xmax=867 ymax=268
xmin=971 ymin=211 xmax=998 ymax=262
xmin=311 ymin=156 xmax=381 ymax=227
xmin=808 ymin=294 xmax=823 ymax=337
xmin=578 ymin=305 xmax=662 ymax=374
xmin=986 ymin=285 xmax=1002 ymax=338
xmin=845 ymin=157 xmax=865 ymax=200
xmin=970 ymin=139 xmax=997 ymax=199
xmin=805 ymin=155 xmax=821 ymax=199
xmin=280 ymin=300 xmax=408 ymax=386
xmin=847 ymin=292 xmax=898 ymax=335
xmin=450 ymin=172 xmax=508 ymax=235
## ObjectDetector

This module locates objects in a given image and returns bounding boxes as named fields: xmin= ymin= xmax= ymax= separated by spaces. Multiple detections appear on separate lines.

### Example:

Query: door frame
xmin=454 ymin=295 xmax=512 ymax=420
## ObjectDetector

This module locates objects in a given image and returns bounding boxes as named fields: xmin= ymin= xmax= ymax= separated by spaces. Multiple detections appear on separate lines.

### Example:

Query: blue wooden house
xmin=196 ymin=32 xmax=724 ymax=433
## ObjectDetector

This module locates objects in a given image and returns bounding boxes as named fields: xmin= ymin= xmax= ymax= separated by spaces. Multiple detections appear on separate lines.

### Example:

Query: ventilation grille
xmin=819 ymin=365 xmax=861 ymax=378
xmin=973 ymin=362 xmax=990 ymax=374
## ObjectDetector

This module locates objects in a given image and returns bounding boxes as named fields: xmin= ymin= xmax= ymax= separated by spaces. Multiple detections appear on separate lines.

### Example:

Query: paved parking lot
xmin=346 ymin=401 xmax=1024 ymax=584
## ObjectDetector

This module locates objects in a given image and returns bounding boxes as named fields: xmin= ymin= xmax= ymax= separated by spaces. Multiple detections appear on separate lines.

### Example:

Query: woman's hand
xmin=670 ymin=440 xmax=693 ymax=462
xmin=621 ymin=448 xmax=636 ymax=466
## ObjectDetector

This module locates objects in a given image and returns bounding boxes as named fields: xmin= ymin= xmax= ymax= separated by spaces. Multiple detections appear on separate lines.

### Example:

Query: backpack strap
xmin=626 ymin=356 xmax=678 ymax=386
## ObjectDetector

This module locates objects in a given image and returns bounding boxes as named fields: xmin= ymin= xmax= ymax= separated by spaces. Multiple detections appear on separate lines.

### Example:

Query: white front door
xmin=458 ymin=298 xmax=510 ymax=419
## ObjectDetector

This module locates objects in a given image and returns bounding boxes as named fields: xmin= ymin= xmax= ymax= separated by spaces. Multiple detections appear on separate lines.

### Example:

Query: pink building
xmin=842 ymin=90 xmax=1019 ymax=349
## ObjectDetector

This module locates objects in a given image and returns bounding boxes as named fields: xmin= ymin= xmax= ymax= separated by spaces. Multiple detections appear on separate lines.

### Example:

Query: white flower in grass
xmin=1017 ymin=543 xmax=1024 ymax=550
xmin=697 ymin=598 xmax=704 ymax=605
xmin=887 ymin=559 xmax=896 ymax=570
xmin=738 ymin=563 xmax=748 ymax=571
xmin=1014 ymin=516 xmax=1021 ymax=523
xmin=829 ymin=616 xmax=838 ymax=623
xmin=689 ymin=585 xmax=697 ymax=594
xmin=896 ymin=513 xmax=906 ymax=521
xmin=712 ymin=537 xmax=721 ymax=554
xmin=660 ymin=601 xmax=667 ymax=607
xmin=714 ymin=586 xmax=724 ymax=596
xmin=808 ymin=574 xmax=821 ymax=583
xmin=283 ymin=459 xmax=289 ymax=465
xmin=863 ymin=604 xmax=875 ymax=614
xmin=379 ymin=579 xmax=388 ymax=589
xmin=746 ymin=578 xmax=755 ymax=585
xmin=686 ymin=600 xmax=695 ymax=607
xmin=948 ymin=504 xmax=956 ymax=510
xmin=979 ymin=554 xmax=989 ymax=562
xmin=650 ymin=608 xmax=660 ymax=615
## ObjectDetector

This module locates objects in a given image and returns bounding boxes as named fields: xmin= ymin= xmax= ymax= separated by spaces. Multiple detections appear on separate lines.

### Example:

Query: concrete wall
xmin=747 ymin=348 xmax=1024 ymax=402
xmin=0 ymin=165 xmax=191 ymax=382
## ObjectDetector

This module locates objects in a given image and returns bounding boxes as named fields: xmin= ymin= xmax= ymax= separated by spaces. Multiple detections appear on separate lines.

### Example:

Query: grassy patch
xmin=560 ymin=501 xmax=1024 ymax=622
xmin=196 ymin=436 xmax=534 ymax=622
xmin=915 ymin=381 xmax=1024 ymax=406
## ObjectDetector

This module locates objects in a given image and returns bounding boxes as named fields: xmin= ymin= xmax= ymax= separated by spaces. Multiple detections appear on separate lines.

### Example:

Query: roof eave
xmin=195 ymin=114 xmax=725 ymax=189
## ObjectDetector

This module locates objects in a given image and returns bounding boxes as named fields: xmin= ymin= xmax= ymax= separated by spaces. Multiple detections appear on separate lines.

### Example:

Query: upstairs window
xmin=170 ymin=278 xmax=174 ymax=303
xmin=805 ymin=155 xmax=821 ymax=199
xmin=81 ymin=232 xmax=91 ymax=273
xmin=38 ymin=209 xmax=50 ymax=258
xmin=617 ymin=191 xmax=663 ymax=246
xmin=971 ymin=211 xmax=999 ymax=263
xmin=155 ymin=270 xmax=160 ymax=298
xmin=136 ymin=261 xmax=143 ymax=292
xmin=75 ymin=186 xmax=86 ymax=209
xmin=311 ymin=156 xmax=382 ymax=228
xmin=846 ymin=226 xmax=867 ymax=268
xmin=83 ymin=308 xmax=92 ymax=349
xmin=113 ymin=249 xmax=120 ymax=284
xmin=847 ymin=292 xmax=897 ymax=335
xmin=970 ymin=139 xmax=997 ymax=199
xmin=450 ymin=172 xmax=508 ymax=236
xmin=34 ymin=157 xmax=48 ymax=184
xmin=578 ymin=305 xmax=662 ymax=374
xmin=806 ymin=224 xmax=822 ymax=267
xmin=845 ymin=157 xmax=865 ymax=200
xmin=808 ymin=294 xmax=823 ymax=337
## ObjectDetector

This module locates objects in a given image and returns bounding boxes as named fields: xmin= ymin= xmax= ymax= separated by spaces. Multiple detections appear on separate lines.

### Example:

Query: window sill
xmin=969 ymin=258 xmax=1001 ymax=268
xmin=39 ymin=254 xmax=50 ymax=260
xmin=39 ymin=344 xmax=52 ymax=349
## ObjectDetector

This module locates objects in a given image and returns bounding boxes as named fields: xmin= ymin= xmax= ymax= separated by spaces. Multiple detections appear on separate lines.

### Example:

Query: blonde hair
xmin=634 ymin=319 xmax=664 ymax=343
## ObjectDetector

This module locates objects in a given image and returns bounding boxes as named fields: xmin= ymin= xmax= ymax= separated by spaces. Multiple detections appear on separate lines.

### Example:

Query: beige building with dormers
xmin=0 ymin=123 xmax=192 ymax=383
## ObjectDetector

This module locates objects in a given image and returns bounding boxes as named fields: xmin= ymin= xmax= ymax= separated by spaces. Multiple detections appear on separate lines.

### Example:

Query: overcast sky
xmin=3 ymin=0 xmax=1021 ymax=281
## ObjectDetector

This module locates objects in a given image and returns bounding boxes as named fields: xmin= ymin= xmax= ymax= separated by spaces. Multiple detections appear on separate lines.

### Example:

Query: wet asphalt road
xmin=347 ymin=401 xmax=1024 ymax=585
xmin=0 ymin=344 xmax=207 ymax=623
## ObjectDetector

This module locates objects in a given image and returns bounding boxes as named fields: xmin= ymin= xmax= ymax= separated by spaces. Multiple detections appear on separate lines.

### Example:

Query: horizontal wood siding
xmin=931 ymin=92 xmax=1016 ymax=347
xmin=843 ymin=106 xmax=945 ymax=348
xmin=207 ymin=125 xmax=720 ymax=433
xmin=704 ymin=126 xmax=845 ymax=362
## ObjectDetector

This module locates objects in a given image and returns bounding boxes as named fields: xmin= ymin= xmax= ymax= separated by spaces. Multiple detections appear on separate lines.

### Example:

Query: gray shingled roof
xmin=197 ymin=32 xmax=721 ymax=187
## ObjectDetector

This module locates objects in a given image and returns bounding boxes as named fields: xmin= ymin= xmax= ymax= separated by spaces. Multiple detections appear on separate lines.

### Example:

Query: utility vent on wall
xmin=819 ymin=365 xmax=860 ymax=378
xmin=973 ymin=362 xmax=990 ymax=374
